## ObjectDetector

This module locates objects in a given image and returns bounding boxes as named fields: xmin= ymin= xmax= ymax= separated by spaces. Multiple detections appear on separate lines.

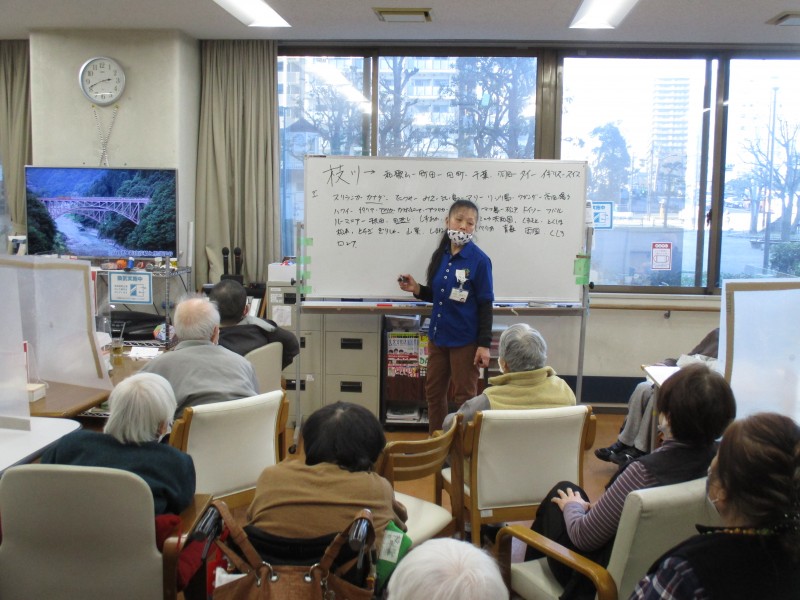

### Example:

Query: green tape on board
xmin=298 ymin=285 xmax=313 ymax=294
xmin=299 ymin=237 xmax=313 ymax=247
xmin=574 ymin=256 xmax=590 ymax=285
xmin=297 ymin=255 xmax=311 ymax=265
xmin=300 ymin=270 xmax=311 ymax=280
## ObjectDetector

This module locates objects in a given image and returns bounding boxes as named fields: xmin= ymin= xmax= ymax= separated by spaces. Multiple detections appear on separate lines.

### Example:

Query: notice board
xmin=304 ymin=156 xmax=588 ymax=302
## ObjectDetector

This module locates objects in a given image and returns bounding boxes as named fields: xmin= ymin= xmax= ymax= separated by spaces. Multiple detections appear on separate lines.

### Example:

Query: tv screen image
xmin=25 ymin=166 xmax=177 ymax=259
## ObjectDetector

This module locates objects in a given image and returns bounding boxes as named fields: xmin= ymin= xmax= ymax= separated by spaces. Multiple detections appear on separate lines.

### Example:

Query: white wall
xmin=28 ymin=29 xmax=199 ymax=270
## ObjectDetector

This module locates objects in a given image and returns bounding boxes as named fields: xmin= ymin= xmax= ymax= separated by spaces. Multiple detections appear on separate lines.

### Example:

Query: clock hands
xmin=89 ymin=78 xmax=113 ymax=89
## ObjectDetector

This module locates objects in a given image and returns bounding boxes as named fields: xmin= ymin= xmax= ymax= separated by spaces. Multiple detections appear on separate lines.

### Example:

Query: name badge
xmin=449 ymin=288 xmax=469 ymax=303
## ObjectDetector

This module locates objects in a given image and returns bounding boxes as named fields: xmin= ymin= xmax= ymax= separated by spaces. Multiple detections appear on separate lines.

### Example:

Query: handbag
xmin=211 ymin=500 xmax=376 ymax=600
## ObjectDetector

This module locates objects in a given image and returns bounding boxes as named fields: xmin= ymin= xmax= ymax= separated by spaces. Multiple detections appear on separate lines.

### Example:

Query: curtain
xmin=195 ymin=40 xmax=280 ymax=285
xmin=0 ymin=41 xmax=32 ymax=235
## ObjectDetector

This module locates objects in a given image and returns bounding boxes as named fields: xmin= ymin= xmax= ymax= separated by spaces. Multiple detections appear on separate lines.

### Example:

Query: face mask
xmin=447 ymin=229 xmax=473 ymax=246
xmin=657 ymin=414 xmax=671 ymax=438
xmin=705 ymin=478 xmax=721 ymax=514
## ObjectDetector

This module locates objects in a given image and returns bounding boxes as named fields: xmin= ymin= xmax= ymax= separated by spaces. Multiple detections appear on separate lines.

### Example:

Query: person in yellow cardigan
xmin=442 ymin=323 xmax=575 ymax=431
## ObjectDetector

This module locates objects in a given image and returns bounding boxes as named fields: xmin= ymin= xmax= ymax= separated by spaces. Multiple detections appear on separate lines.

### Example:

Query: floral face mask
xmin=447 ymin=229 xmax=473 ymax=246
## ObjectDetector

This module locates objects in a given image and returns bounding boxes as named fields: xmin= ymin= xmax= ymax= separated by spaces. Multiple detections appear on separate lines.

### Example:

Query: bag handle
xmin=212 ymin=500 xmax=265 ymax=573
xmin=212 ymin=501 xmax=376 ymax=578
xmin=318 ymin=509 xmax=376 ymax=574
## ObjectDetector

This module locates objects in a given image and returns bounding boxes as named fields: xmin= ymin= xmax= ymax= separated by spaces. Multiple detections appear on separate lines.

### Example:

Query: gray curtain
xmin=0 ymin=41 xmax=31 ymax=234
xmin=195 ymin=40 xmax=280 ymax=285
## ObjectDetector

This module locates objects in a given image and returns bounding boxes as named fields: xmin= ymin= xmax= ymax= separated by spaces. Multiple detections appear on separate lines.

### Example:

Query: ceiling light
xmin=768 ymin=12 xmax=800 ymax=26
xmin=569 ymin=0 xmax=639 ymax=29
xmin=374 ymin=8 xmax=432 ymax=23
xmin=212 ymin=0 xmax=290 ymax=27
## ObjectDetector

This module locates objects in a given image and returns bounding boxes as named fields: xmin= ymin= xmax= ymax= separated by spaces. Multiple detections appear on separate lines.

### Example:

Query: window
xmin=277 ymin=49 xmax=799 ymax=288
xmin=378 ymin=56 xmax=537 ymax=160
xmin=722 ymin=59 xmax=800 ymax=279
xmin=560 ymin=57 xmax=711 ymax=288
xmin=277 ymin=56 xmax=370 ymax=254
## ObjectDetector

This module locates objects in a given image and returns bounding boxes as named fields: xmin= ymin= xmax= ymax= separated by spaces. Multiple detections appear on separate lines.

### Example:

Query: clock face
xmin=79 ymin=57 xmax=125 ymax=106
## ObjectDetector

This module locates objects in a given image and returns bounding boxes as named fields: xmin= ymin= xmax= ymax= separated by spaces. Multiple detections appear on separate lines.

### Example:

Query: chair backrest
xmin=471 ymin=405 xmax=590 ymax=511
xmin=0 ymin=464 xmax=163 ymax=600
xmin=606 ymin=477 xmax=722 ymax=598
xmin=379 ymin=414 xmax=461 ymax=484
xmin=245 ymin=342 xmax=283 ymax=393
xmin=174 ymin=390 xmax=284 ymax=502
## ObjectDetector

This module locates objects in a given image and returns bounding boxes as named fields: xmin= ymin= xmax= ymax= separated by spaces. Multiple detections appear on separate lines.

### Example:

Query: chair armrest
xmin=180 ymin=493 xmax=213 ymax=538
xmin=160 ymin=494 xmax=212 ymax=600
xmin=162 ymin=535 xmax=181 ymax=600
xmin=583 ymin=411 xmax=597 ymax=451
xmin=168 ymin=416 xmax=188 ymax=450
xmin=494 ymin=524 xmax=618 ymax=600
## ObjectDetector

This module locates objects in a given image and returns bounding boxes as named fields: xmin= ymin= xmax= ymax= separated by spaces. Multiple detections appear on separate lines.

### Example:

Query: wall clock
xmin=79 ymin=56 xmax=126 ymax=106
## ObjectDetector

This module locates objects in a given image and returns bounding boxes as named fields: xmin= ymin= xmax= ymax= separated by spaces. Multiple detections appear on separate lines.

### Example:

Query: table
xmin=29 ymin=354 xmax=148 ymax=418
xmin=0 ymin=417 xmax=81 ymax=474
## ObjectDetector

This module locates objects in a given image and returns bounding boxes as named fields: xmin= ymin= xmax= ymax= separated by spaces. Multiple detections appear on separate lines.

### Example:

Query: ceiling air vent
xmin=373 ymin=8 xmax=432 ymax=23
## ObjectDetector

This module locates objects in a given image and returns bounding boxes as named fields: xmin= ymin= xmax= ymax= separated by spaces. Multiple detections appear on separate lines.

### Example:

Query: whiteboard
xmin=718 ymin=279 xmax=800 ymax=424
xmin=304 ymin=156 xmax=588 ymax=302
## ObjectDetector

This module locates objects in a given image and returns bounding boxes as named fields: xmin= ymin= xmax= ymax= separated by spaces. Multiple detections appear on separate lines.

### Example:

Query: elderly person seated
xmin=140 ymin=294 xmax=259 ymax=417
xmin=209 ymin=279 xmax=300 ymax=369
xmin=39 ymin=373 xmax=206 ymax=593
xmin=386 ymin=538 xmax=508 ymax=600
xmin=246 ymin=401 xmax=407 ymax=553
xmin=631 ymin=412 xmax=800 ymax=599
xmin=442 ymin=323 xmax=575 ymax=431
xmin=526 ymin=363 xmax=736 ymax=600
xmin=40 ymin=372 xmax=195 ymax=515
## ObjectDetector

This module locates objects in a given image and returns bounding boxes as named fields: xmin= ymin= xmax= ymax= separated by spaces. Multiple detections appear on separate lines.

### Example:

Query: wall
xmin=28 ymin=29 xmax=199 ymax=271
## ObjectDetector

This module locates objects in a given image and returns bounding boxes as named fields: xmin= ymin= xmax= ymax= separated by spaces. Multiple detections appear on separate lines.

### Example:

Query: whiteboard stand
xmin=574 ymin=225 xmax=593 ymax=404
xmin=289 ymin=221 xmax=305 ymax=453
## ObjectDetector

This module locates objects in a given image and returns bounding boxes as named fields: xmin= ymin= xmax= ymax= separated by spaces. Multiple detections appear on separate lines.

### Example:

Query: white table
xmin=0 ymin=418 xmax=80 ymax=475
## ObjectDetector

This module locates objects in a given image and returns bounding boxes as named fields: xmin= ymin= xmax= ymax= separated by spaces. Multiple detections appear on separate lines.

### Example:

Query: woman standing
xmin=630 ymin=412 xmax=800 ymax=599
xmin=398 ymin=199 xmax=494 ymax=432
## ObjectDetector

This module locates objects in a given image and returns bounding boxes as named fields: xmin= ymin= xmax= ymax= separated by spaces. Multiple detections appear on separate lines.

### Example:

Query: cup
xmin=111 ymin=337 xmax=125 ymax=357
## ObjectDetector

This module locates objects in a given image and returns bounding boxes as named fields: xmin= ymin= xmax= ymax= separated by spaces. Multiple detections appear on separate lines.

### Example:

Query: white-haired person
xmin=140 ymin=294 xmax=259 ymax=418
xmin=40 ymin=372 xmax=196 ymax=515
xmin=442 ymin=323 xmax=575 ymax=431
xmin=386 ymin=538 xmax=508 ymax=600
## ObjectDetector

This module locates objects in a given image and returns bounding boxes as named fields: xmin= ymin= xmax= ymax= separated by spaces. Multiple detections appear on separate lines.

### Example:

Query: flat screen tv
xmin=24 ymin=166 xmax=177 ymax=259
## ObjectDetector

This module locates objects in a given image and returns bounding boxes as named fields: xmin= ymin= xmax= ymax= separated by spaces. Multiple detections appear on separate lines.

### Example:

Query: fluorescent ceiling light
xmin=570 ymin=0 xmax=639 ymax=29
xmin=212 ymin=0 xmax=290 ymax=27
xmin=374 ymin=8 xmax=432 ymax=23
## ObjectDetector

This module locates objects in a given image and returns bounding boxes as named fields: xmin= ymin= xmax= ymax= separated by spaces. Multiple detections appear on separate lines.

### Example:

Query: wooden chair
xmin=376 ymin=414 xmax=464 ymax=546
xmin=244 ymin=342 xmax=284 ymax=393
xmin=495 ymin=477 xmax=721 ymax=600
xmin=0 ymin=464 xmax=206 ymax=600
xmin=169 ymin=390 xmax=285 ymax=508
xmin=442 ymin=405 xmax=594 ymax=546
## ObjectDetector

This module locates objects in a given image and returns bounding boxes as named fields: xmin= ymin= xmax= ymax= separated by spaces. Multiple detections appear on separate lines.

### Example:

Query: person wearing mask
xmin=246 ymin=402 xmax=407 ymax=551
xmin=398 ymin=199 xmax=494 ymax=433
xmin=209 ymin=279 xmax=300 ymax=369
xmin=526 ymin=364 xmax=736 ymax=600
xmin=140 ymin=294 xmax=259 ymax=418
xmin=630 ymin=412 xmax=800 ymax=599
xmin=41 ymin=372 xmax=195 ymax=515
xmin=442 ymin=323 xmax=575 ymax=431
